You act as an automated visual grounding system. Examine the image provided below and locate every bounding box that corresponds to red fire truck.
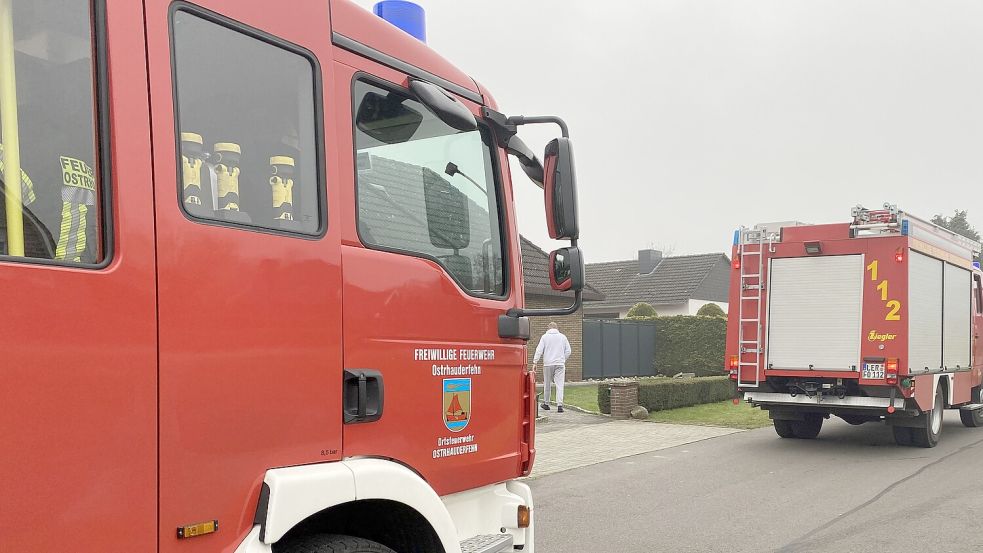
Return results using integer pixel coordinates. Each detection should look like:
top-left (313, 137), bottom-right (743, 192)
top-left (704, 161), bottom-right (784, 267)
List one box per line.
top-left (0, 1), bottom-right (585, 552)
top-left (727, 204), bottom-right (983, 448)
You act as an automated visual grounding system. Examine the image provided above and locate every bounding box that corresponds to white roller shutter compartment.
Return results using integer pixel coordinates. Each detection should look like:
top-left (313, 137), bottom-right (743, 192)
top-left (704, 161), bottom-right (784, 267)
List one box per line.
top-left (767, 255), bottom-right (863, 371)
top-left (943, 263), bottom-right (971, 369)
top-left (908, 251), bottom-right (943, 372)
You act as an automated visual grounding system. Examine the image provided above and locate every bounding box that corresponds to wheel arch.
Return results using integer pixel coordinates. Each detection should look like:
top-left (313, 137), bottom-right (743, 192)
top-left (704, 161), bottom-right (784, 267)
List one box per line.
top-left (241, 458), bottom-right (460, 553)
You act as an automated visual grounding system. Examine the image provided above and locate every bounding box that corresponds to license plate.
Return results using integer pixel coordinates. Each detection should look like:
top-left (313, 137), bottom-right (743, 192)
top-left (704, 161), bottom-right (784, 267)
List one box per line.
top-left (863, 363), bottom-right (885, 380)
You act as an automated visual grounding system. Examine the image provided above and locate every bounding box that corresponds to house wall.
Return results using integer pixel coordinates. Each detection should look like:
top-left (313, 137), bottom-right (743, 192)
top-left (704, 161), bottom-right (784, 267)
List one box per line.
top-left (652, 303), bottom-right (690, 317)
top-left (525, 294), bottom-right (584, 382)
top-left (689, 299), bottom-right (729, 315)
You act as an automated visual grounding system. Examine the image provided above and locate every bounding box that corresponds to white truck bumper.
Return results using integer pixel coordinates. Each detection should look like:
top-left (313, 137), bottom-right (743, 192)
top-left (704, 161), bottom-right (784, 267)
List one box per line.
top-left (746, 391), bottom-right (906, 410)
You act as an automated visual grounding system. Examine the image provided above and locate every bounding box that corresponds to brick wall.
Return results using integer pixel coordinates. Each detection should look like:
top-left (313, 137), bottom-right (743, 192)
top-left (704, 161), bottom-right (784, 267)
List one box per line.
top-left (525, 294), bottom-right (584, 382)
top-left (609, 381), bottom-right (640, 419)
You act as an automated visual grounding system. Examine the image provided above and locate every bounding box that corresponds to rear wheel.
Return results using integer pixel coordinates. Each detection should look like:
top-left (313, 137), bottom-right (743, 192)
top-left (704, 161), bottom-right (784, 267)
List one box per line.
top-left (790, 414), bottom-right (823, 439)
top-left (773, 419), bottom-right (796, 438)
top-left (960, 407), bottom-right (983, 427)
top-left (892, 425), bottom-right (913, 446)
top-left (276, 534), bottom-right (396, 553)
top-left (910, 386), bottom-right (943, 448)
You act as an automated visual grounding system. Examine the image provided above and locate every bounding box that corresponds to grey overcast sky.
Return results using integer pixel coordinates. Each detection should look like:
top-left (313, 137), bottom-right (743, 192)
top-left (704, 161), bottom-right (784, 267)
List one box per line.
top-left (353, 0), bottom-right (983, 262)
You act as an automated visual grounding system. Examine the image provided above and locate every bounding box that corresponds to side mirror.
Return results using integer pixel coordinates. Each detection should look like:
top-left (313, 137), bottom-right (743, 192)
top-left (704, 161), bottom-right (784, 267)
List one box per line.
top-left (544, 137), bottom-right (579, 240)
top-left (409, 79), bottom-right (477, 132)
top-left (549, 246), bottom-right (584, 292)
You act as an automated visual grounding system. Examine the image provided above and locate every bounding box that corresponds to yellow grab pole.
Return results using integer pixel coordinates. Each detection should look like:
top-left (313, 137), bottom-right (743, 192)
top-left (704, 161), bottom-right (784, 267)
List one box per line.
top-left (0, 0), bottom-right (23, 256)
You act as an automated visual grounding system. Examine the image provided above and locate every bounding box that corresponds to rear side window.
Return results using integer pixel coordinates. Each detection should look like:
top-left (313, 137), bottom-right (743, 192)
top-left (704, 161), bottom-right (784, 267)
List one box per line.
top-left (0, 0), bottom-right (106, 264)
top-left (171, 9), bottom-right (323, 235)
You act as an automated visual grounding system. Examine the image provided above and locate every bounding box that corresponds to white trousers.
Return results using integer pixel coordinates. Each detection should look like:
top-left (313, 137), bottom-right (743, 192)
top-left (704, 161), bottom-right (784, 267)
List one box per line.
top-left (543, 364), bottom-right (565, 406)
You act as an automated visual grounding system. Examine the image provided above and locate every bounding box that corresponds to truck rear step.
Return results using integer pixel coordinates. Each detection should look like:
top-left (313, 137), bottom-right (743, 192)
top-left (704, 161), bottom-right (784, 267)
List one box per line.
top-left (460, 534), bottom-right (513, 553)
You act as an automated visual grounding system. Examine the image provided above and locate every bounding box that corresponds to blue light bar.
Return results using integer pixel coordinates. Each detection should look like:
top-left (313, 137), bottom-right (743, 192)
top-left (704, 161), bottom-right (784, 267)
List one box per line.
top-left (373, 1), bottom-right (426, 43)
top-left (901, 219), bottom-right (909, 236)
top-left (733, 230), bottom-right (740, 245)
top-left (974, 261), bottom-right (981, 270)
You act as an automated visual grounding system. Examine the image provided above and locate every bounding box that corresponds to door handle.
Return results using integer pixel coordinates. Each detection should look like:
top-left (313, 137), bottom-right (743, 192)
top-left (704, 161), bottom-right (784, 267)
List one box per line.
top-left (344, 369), bottom-right (384, 424)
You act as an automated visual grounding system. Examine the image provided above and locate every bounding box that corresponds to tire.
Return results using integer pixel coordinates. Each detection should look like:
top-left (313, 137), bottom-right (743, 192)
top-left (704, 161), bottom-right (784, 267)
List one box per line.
top-left (911, 386), bottom-right (943, 448)
top-left (790, 414), bottom-right (823, 439)
top-left (276, 534), bottom-right (397, 553)
top-left (839, 415), bottom-right (874, 426)
top-left (892, 425), bottom-right (913, 446)
top-left (960, 407), bottom-right (983, 428)
top-left (774, 419), bottom-right (796, 438)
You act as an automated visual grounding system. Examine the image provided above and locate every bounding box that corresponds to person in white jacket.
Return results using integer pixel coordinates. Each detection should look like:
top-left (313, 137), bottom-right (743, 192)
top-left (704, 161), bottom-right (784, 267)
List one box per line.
top-left (532, 322), bottom-right (572, 413)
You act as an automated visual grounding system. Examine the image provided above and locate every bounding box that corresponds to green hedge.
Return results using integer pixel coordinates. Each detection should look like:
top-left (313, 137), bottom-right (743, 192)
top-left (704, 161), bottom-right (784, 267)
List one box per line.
top-left (654, 315), bottom-right (727, 377)
top-left (598, 376), bottom-right (735, 414)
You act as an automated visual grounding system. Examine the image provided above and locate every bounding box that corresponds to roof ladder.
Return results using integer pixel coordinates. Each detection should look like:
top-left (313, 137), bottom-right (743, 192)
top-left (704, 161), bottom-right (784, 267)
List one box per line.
top-left (735, 227), bottom-right (772, 389)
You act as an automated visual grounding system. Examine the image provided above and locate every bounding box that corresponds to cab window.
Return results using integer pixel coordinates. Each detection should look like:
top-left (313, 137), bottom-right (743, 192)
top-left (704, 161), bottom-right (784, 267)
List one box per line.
top-left (170, 9), bottom-right (323, 235)
top-left (0, 0), bottom-right (106, 264)
top-left (353, 78), bottom-right (506, 297)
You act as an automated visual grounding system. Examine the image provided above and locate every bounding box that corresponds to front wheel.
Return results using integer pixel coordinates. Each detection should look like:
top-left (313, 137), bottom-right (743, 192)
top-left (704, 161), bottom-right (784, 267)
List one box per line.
top-left (276, 534), bottom-right (397, 553)
top-left (960, 407), bottom-right (983, 427)
top-left (910, 386), bottom-right (943, 448)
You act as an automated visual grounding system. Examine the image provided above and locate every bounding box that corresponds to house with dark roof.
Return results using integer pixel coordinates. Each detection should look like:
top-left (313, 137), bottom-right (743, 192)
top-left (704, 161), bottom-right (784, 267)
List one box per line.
top-left (585, 248), bottom-right (730, 318)
top-left (520, 236), bottom-right (604, 382)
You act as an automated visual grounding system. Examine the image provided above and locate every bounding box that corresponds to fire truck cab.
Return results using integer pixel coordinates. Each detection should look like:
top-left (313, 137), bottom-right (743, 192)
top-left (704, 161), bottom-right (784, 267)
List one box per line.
top-left (727, 204), bottom-right (983, 448)
top-left (0, 1), bottom-right (584, 552)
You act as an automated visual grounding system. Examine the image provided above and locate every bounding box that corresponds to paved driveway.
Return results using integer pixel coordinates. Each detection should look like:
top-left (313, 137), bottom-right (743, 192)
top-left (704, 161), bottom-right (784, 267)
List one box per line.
top-left (529, 416), bottom-right (983, 552)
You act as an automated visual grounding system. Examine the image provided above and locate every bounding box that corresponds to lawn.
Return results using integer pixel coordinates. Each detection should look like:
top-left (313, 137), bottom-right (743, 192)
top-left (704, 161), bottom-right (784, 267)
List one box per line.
top-left (540, 383), bottom-right (773, 430)
top-left (554, 384), bottom-right (602, 413)
top-left (648, 400), bottom-right (772, 429)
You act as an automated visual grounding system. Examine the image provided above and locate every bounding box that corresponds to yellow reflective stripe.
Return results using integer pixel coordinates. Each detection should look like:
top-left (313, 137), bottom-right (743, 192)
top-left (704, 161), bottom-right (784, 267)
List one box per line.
top-left (76, 204), bottom-right (88, 260)
top-left (0, 146), bottom-right (35, 204)
top-left (55, 201), bottom-right (71, 259)
top-left (55, 202), bottom-right (87, 262)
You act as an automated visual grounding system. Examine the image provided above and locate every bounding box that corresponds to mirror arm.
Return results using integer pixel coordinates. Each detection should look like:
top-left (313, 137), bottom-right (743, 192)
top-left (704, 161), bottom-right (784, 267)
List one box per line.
top-left (506, 115), bottom-right (569, 138)
top-left (507, 289), bottom-right (582, 319)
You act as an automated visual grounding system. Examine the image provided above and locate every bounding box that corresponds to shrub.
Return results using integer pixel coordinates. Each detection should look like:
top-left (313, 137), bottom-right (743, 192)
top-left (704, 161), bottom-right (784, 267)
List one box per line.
top-left (696, 303), bottom-right (725, 317)
top-left (625, 302), bottom-right (658, 320)
top-left (654, 315), bottom-right (727, 377)
top-left (598, 376), bottom-right (735, 414)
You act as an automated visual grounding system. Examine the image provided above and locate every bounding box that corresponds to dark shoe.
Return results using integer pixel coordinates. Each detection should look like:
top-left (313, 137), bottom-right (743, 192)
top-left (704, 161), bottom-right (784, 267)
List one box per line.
top-left (541, 403), bottom-right (550, 411)
top-left (557, 405), bottom-right (564, 413)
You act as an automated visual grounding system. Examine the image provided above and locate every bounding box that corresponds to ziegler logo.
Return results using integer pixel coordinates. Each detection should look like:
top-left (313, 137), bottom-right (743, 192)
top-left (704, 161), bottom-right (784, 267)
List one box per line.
top-left (868, 330), bottom-right (897, 342)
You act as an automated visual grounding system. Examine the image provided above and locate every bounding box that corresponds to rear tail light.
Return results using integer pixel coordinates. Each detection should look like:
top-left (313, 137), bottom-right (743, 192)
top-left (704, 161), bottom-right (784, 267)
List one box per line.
top-left (728, 355), bottom-right (739, 380)
top-left (885, 358), bottom-right (899, 385)
top-left (732, 257), bottom-right (741, 270)
top-left (895, 248), bottom-right (904, 263)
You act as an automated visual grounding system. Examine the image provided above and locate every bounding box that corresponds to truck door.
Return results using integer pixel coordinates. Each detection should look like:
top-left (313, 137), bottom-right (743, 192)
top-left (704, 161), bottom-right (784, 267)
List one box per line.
top-left (145, 1), bottom-right (342, 551)
top-left (333, 51), bottom-right (528, 496)
top-left (0, 1), bottom-right (157, 550)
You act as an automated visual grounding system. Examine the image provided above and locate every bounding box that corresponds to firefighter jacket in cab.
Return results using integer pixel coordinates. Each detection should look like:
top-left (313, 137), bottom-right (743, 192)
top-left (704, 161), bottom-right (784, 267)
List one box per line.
top-left (56, 154), bottom-right (96, 263)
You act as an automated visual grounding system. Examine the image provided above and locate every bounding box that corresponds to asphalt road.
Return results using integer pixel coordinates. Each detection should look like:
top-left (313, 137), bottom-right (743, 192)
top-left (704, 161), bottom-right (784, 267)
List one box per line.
top-left (529, 415), bottom-right (983, 553)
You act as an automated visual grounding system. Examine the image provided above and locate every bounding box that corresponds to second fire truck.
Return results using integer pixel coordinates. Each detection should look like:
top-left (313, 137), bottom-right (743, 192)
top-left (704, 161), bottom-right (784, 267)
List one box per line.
top-left (727, 204), bottom-right (983, 447)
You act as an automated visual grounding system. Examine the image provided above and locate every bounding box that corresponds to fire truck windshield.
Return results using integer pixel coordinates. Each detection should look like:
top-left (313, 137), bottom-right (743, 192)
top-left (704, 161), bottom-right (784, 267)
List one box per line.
top-left (353, 78), bottom-right (506, 297)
